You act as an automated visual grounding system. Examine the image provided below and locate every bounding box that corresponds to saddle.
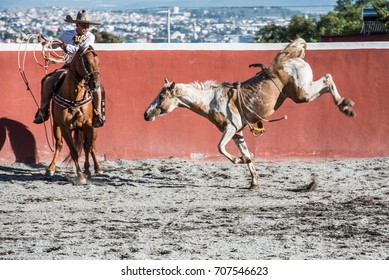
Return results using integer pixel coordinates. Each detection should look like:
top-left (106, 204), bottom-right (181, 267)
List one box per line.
top-left (225, 80), bottom-right (265, 137)
top-left (52, 73), bottom-right (106, 128)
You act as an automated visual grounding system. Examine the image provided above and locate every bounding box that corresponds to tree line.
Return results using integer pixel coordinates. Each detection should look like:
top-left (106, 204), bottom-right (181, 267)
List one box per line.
top-left (254, 0), bottom-right (389, 43)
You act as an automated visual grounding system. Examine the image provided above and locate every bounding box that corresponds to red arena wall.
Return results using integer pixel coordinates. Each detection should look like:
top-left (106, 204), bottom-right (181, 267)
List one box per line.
top-left (0, 43), bottom-right (388, 164)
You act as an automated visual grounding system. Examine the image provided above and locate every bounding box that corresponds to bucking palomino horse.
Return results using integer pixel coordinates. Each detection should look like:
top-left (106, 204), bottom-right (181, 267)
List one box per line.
top-left (144, 38), bottom-right (356, 189)
top-left (47, 45), bottom-right (102, 183)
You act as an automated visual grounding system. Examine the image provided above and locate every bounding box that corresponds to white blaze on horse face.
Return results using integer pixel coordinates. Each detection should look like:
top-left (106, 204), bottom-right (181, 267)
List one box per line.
top-left (283, 58), bottom-right (313, 89)
top-left (144, 85), bottom-right (179, 121)
top-left (144, 96), bottom-right (159, 121)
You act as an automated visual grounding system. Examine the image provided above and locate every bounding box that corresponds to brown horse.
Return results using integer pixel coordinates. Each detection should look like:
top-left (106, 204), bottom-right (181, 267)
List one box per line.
top-left (47, 45), bottom-right (102, 183)
top-left (144, 38), bottom-right (356, 189)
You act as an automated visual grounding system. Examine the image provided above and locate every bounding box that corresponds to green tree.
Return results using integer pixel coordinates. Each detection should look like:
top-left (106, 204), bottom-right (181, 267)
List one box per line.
top-left (318, 0), bottom-right (367, 36)
top-left (254, 23), bottom-right (287, 43)
top-left (255, 15), bottom-right (317, 42)
top-left (91, 29), bottom-right (123, 43)
top-left (254, 0), bottom-right (388, 42)
top-left (373, 0), bottom-right (389, 31)
top-left (288, 16), bottom-right (318, 42)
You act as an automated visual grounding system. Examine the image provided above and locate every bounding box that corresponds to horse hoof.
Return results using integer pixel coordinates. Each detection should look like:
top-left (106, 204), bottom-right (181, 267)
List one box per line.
top-left (84, 171), bottom-right (92, 179)
top-left (77, 172), bottom-right (87, 185)
top-left (338, 98), bottom-right (356, 117)
top-left (249, 183), bottom-right (259, 190)
top-left (241, 156), bottom-right (252, 164)
top-left (95, 169), bottom-right (103, 174)
top-left (79, 178), bottom-right (87, 185)
top-left (343, 98), bottom-right (355, 107)
top-left (342, 106), bottom-right (356, 117)
top-left (45, 169), bottom-right (55, 176)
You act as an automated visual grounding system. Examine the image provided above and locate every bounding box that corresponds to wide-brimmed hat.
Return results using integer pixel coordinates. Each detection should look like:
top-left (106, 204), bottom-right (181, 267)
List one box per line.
top-left (64, 9), bottom-right (101, 25)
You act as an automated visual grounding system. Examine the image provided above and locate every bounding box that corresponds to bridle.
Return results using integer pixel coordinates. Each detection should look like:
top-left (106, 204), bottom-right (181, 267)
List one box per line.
top-left (53, 47), bottom-right (100, 110)
top-left (78, 48), bottom-right (100, 90)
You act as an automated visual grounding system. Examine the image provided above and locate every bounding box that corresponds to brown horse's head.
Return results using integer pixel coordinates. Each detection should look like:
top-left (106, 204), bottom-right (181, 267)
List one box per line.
top-left (144, 78), bottom-right (179, 121)
top-left (72, 45), bottom-right (101, 92)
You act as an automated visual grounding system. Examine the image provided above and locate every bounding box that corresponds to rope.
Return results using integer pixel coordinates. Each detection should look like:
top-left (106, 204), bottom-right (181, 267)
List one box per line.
top-left (41, 38), bottom-right (68, 65)
top-left (17, 34), bottom-right (67, 152)
top-left (234, 81), bottom-right (287, 137)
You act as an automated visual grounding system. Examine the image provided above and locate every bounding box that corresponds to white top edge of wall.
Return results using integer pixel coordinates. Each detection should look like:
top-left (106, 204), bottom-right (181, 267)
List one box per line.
top-left (2, 42), bottom-right (389, 51)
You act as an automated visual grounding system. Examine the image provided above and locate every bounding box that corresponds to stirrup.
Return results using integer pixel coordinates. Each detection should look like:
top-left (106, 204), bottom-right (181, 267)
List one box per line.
top-left (250, 121), bottom-right (265, 137)
top-left (92, 112), bottom-right (105, 128)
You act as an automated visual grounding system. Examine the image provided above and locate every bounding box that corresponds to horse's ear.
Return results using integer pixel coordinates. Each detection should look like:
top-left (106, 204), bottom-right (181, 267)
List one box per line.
top-left (169, 82), bottom-right (175, 90)
top-left (164, 78), bottom-right (169, 84)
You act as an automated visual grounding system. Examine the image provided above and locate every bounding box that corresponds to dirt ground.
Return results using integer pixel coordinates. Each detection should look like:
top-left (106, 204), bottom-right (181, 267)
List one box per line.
top-left (0, 157), bottom-right (388, 260)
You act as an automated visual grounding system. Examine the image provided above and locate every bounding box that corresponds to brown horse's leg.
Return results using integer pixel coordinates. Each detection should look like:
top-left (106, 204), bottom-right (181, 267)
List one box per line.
top-left (47, 124), bottom-right (62, 176)
top-left (62, 129), bottom-right (87, 184)
top-left (233, 132), bottom-right (259, 189)
top-left (91, 127), bottom-right (103, 174)
top-left (83, 126), bottom-right (92, 178)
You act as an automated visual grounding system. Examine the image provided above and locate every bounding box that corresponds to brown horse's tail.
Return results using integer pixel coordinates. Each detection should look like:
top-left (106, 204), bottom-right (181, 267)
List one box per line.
top-left (63, 129), bottom-right (83, 165)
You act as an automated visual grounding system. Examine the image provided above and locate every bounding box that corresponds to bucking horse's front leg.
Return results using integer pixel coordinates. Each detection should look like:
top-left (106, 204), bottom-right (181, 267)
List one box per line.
top-left (218, 124), bottom-right (248, 164)
top-left (233, 132), bottom-right (259, 189)
top-left (302, 74), bottom-right (356, 117)
top-left (218, 125), bottom-right (259, 189)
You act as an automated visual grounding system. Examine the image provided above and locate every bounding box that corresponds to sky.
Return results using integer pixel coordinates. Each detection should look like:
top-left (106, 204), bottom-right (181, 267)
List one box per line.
top-left (0, 0), bottom-right (339, 10)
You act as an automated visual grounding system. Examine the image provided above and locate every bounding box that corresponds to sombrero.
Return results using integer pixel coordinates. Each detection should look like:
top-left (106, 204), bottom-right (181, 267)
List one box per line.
top-left (64, 9), bottom-right (101, 25)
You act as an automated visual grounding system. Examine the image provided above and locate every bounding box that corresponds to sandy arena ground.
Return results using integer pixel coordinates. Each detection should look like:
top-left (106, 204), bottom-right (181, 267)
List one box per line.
top-left (0, 157), bottom-right (388, 260)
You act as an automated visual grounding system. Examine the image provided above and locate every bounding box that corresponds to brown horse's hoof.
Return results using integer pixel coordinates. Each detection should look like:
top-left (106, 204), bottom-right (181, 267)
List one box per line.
top-left (79, 178), bottom-right (87, 185)
top-left (249, 183), bottom-right (259, 190)
top-left (45, 169), bottom-right (55, 176)
top-left (84, 170), bottom-right (92, 179)
top-left (77, 171), bottom-right (87, 185)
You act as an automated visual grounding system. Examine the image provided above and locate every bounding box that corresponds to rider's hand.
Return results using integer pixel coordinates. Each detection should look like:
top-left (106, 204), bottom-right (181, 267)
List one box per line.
top-left (38, 35), bottom-right (46, 45)
top-left (60, 41), bottom-right (68, 52)
top-left (73, 35), bottom-right (84, 45)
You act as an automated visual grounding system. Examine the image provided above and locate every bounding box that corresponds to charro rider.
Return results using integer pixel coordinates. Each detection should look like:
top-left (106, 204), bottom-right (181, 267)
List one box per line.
top-left (33, 9), bottom-right (105, 127)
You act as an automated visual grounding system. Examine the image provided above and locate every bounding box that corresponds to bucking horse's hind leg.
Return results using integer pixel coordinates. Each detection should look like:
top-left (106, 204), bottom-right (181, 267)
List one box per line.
top-left (233, 132), bottom-right (259, 189)
top-left (47, 124), bottom-right (63, 176)
top-left (300, 74), bottom-right (356, 117)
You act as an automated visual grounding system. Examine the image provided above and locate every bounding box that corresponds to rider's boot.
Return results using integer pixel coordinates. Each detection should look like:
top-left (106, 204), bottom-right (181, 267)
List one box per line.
top-left (33, 102), bottom-right (50, 124)
top-left (92, 88), bottom-right (105, 128)
top-left (33, 76), bottom-right (54, 124)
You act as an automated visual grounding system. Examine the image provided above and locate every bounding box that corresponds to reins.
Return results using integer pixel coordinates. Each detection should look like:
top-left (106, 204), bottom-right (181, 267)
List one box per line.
top-left (234, 66), bottom-right (287, 137)
top-left (53, 47), bottom-right (98, 111)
